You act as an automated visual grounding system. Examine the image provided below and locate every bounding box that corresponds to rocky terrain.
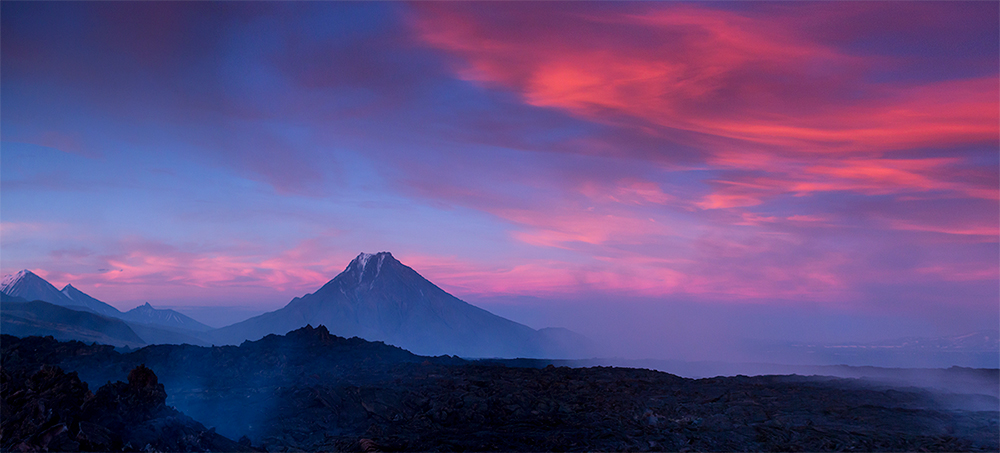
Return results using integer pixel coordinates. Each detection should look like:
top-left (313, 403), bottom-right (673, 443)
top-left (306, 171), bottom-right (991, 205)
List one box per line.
top-left (2, 327), bottom-right (997, 451)
top-left (0, 363), bottom-right (246, 451)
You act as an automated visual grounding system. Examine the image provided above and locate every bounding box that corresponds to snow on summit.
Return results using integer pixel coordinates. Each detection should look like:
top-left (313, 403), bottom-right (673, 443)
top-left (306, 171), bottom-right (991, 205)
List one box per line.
top-left (351, 252), bottom-right (392, 283)
top-left (356, 253), bottom-right (375, 270)
top-left (0, 269), bottom-right (33, 289)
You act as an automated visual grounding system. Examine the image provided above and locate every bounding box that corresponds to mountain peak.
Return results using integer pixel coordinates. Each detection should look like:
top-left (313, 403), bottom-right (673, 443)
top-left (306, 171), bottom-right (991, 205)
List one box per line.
top-left (122, 302), bottom-right (212, 332)
top-left (0, 269), bottom-right (95, 310)
top-left (355, 253), bottom-right (375, 269)
top-left (129, 302), bottom-right (155, 312)
top-left (351, 251), bottom-right (393, 269)
top-left (0, 269), bottom-right (58, 294)
top-left (348, 252), bottom-right (395, 284)
top-left (1, 269), bottom-right (40, 288)
top-left (61, 284), bottom-right (79, 301)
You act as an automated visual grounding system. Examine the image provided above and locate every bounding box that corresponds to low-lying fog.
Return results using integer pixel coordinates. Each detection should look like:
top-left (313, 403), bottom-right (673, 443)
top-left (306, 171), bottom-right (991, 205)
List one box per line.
top-left (168, 293), bottom-right (998, 373)
top-left (470, 294), bottom-right (999, 369)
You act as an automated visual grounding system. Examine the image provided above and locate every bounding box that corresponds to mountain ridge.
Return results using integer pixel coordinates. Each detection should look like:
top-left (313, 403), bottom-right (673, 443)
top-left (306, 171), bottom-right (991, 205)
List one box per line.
top-left (0, 269), bottom-right (211, 332)
top-left (121, 302), bottom-right (212, 332)
top-left (60, 283), bottom-right (122, 317)
top-left (0, 271), bottom-right (211, 345)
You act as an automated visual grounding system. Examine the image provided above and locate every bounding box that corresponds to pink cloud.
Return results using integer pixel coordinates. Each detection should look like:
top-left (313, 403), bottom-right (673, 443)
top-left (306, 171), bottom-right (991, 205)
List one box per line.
top-left (734, 213), bottom-right (779, 226)
top-left (413, 3), bottom-right (997, 157)
top-left (915, 265), bottom-right (999, 283)
top-left (696, 192), bottom-right (765, 210)
top-left (412, 2), bottom-right (999, 238)
top-left (498, 207), bottom-right (672, 248)
top-left (405, 255), bottom-right (683, 297)
top-left (29, 238), bottom-right (363, 306)
top-left (887, 220), bottom-right (999, 239)
top-left (0, 221), bottom-right (59, 237)
top-left (786, 215), bottom-right (831, 223)
top-left (579, 179), bottom-right (675, 206)
top-left (695, 155), bottom-right (997, 213)
top-left (478, 248), bottom-right (845, 302)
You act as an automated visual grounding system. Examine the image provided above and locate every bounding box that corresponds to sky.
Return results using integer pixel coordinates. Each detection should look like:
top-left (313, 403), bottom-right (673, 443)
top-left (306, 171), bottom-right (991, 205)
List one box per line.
top-left (1, 2), bottom-right (997, 355)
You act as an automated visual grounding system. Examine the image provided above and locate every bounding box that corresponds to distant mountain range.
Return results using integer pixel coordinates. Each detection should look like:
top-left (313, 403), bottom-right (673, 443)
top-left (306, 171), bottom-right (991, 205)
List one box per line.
top-left (1, 255), bottom-right (593, 358)
top-left (7, 255), bottom-right (992, 365)
top-left (1, 269), bottom-right (211, 346)
top-left (122, 302), bottom-right (213, 332)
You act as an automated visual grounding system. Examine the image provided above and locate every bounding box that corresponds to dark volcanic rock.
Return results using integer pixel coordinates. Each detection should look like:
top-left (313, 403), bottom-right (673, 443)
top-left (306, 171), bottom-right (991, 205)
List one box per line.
top-left (268, 365), bottom-right (996, 452)
top-left (2, 329), bottom-right (997, 452)
top-left (0, 362), bottom-right (247, 452)
top-left (0, 365), bottom-right (90, 451)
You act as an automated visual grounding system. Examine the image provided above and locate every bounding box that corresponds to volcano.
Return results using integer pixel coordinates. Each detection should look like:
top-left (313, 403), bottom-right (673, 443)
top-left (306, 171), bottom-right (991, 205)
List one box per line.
top-left (210, 252), bottom-right (588, 358)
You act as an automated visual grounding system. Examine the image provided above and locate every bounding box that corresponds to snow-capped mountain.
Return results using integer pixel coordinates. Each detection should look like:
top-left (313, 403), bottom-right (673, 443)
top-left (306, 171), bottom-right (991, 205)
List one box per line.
top-left (1, 270), bottom-right (80, 308)
top-left (0, 270), bottom-right (123, 317)
top-left (211, 252), bottom-right (590, 358)
top-left (1, 270), bottom-right (210, 336)
top-left (121, 302), bottom-right (212, 332)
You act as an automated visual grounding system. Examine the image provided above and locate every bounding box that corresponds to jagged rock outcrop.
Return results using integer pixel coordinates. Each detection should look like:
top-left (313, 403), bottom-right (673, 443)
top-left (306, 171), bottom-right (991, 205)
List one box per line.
top-left (0, 363), bottom-right (248, 452)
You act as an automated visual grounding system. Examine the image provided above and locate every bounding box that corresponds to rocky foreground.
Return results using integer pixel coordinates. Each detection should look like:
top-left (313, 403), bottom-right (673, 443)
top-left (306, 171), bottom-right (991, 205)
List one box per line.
top-left (0, 364), bottom-right (246, 452)
top-left (2, 327), bottom-right (998, 451)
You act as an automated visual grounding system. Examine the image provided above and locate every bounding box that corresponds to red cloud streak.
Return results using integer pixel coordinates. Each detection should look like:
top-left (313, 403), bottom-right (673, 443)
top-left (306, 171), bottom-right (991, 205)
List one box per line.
top-left (413, 3), bottom-right (996, 153)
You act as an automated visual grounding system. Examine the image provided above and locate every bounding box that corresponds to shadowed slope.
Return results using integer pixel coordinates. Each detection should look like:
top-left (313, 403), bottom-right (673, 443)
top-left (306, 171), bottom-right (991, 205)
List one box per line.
top-left (1, 300), bottom-right (145, 348)
top-left (60, 284), bottom-right (122, 318)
